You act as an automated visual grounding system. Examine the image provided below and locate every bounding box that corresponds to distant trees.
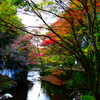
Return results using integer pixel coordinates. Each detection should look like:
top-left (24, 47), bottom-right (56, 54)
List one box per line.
top-left (11, 34), bottom-right (35, 65)
top-left (0, 0), bottom-right (26, 71)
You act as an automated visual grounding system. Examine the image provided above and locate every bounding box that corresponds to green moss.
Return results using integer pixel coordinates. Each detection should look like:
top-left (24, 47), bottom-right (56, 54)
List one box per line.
top-left (0, 74), bottom-right (16, 90)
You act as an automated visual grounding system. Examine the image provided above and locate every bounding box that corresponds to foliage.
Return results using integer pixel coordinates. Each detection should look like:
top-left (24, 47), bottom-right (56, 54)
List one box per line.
top-left (41, 80), bottom-right (66, 95)
top-left (0, 0), bottom-right (29, 70)
top-left (11, 34), bottom-right (34, 65)
top-left (65, 71), bottom-right (87, 88)
top-left (0, 0), bottom-right (99, 99)
top-left (0, 0), bottom-right (24, 47)
top-left (12, 0), bottom-right (26, 6)
top-left (41, 37), bottom-right (58, 46)
top-left (45, 67), bottom-right (66, 76)
top-left (25, 1), bottom-right (100, 97)
top-left (0, 74), bottom-right (16, 90)
top-left (80, 92), bottom-right (95, 100)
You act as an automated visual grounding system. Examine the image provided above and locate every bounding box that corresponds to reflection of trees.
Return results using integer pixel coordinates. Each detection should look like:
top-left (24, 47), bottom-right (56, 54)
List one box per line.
top-left (41, 80), bottom-right (66, 95)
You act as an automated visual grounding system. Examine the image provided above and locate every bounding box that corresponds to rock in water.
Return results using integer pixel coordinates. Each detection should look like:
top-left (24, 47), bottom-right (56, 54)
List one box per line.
top-left (41, 75), bottom-right (66, 85)
top-left (0, 93), bottom-right (13, 99)
top-left (3, 93), bottom-right (13, 98)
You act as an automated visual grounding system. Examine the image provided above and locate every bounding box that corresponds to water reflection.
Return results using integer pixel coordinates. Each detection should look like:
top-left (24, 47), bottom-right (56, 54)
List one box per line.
top-left (0, 69), bottom-right (20, 79)
top-left (27, 71), bottom-right (50, 100)
top-left (8, 68), bottom-right (68, 100)
top-left (26, 70), bottom-right (67, 100)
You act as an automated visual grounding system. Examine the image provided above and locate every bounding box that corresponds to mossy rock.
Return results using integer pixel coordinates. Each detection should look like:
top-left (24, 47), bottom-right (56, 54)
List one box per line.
top-left (0, 74), bottom-right (16, 91)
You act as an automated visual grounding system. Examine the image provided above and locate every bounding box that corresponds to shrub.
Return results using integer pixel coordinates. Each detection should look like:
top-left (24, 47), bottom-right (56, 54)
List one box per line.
top-left (80, 93), bottom-right (95, 100)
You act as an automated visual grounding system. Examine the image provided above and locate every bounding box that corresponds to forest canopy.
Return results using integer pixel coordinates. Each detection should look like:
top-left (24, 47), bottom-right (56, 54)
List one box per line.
top-left (0, 0), bottom-right (100, 99)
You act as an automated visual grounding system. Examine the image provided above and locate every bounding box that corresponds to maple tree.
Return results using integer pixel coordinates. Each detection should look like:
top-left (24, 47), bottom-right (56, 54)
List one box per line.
top-left (0, 0), bottom-right (99, 99)
top-left (11, 35), bottom-right (45, 68)
top-left (11, 34), bottom-right (34, 64)
top-left (22, 0), bottom-right (100, 99)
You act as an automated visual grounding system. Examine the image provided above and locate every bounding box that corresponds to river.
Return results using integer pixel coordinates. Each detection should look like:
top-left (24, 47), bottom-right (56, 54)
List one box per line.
top-left (9, 68), bottom-right (70, 100)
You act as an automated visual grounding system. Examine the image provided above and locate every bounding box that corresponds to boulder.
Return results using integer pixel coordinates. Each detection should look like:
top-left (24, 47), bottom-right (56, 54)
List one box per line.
top-left (41, 75), bottom-right (66, 85)
top-left (0, 93), bottom-right (13, 99)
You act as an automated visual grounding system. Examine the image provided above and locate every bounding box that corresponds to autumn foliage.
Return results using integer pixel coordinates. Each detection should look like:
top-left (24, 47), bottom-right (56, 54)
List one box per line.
top-left (41, 37), bottom-right (58, 46)
top-left (12, 34), bottom-right (33, 49)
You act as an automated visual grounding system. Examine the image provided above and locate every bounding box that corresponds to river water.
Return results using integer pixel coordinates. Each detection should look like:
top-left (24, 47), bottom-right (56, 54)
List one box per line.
top-left (9, 68), bottom-right (70, 100)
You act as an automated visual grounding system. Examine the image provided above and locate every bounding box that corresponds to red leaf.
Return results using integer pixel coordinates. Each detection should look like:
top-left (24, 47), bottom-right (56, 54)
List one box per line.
top-left (41, 37), bottom-right (58, 46)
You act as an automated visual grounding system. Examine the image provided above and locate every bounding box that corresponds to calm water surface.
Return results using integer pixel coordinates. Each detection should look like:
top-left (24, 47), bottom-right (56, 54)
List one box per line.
top-left (5, 68), bottom-right (69, 100)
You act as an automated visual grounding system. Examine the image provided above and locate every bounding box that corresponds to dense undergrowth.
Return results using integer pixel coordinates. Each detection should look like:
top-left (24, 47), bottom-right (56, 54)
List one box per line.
top-left (43, 67), bottom-right (97, 100)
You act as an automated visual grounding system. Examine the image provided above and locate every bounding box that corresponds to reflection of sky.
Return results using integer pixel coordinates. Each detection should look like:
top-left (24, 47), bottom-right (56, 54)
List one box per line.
top-left (27, 71), bottom-right (50, 100)
top-left (27, 81), bottom-right (50, 100)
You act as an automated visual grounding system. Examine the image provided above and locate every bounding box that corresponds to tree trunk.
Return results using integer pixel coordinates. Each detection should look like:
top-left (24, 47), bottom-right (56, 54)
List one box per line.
top-left (94, 91), bottom-right (100, 100)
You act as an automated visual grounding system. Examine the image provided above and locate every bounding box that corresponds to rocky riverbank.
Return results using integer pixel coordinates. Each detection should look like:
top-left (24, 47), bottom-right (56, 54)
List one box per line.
top-left (0, 74), bottom-right (17, 93)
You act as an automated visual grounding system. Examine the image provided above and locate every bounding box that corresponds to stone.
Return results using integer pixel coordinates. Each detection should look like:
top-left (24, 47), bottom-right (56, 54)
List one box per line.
top-left (0, 93), bottom-right (13, 99)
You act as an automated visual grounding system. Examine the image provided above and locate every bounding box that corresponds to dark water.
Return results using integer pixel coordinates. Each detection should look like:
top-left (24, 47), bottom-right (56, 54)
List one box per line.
top-left (2, 68), bottom-right (70, 100)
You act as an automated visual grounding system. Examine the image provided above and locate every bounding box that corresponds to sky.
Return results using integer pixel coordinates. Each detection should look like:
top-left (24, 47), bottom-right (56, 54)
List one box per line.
top-left (17, 12), bottom-right (57, 26)
top-left (17, 9), bottom-right (57, 34)
top-left (17, 0), bottom-right (69, 34)
top-left (17, 4), bottom-right (57, 45)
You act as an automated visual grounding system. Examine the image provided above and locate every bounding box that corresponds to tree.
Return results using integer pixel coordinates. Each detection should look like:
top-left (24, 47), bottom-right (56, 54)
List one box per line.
top-left (0, 0), bottom-right (29, 78)
top-left (22, 0), bottom-right (100, 99)
top-left (11, 34), bottom-right (34, 64)
top-left (0, 0), bottom-right (99, 99)
top-left (0, 0), bottom-right (25, 47)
